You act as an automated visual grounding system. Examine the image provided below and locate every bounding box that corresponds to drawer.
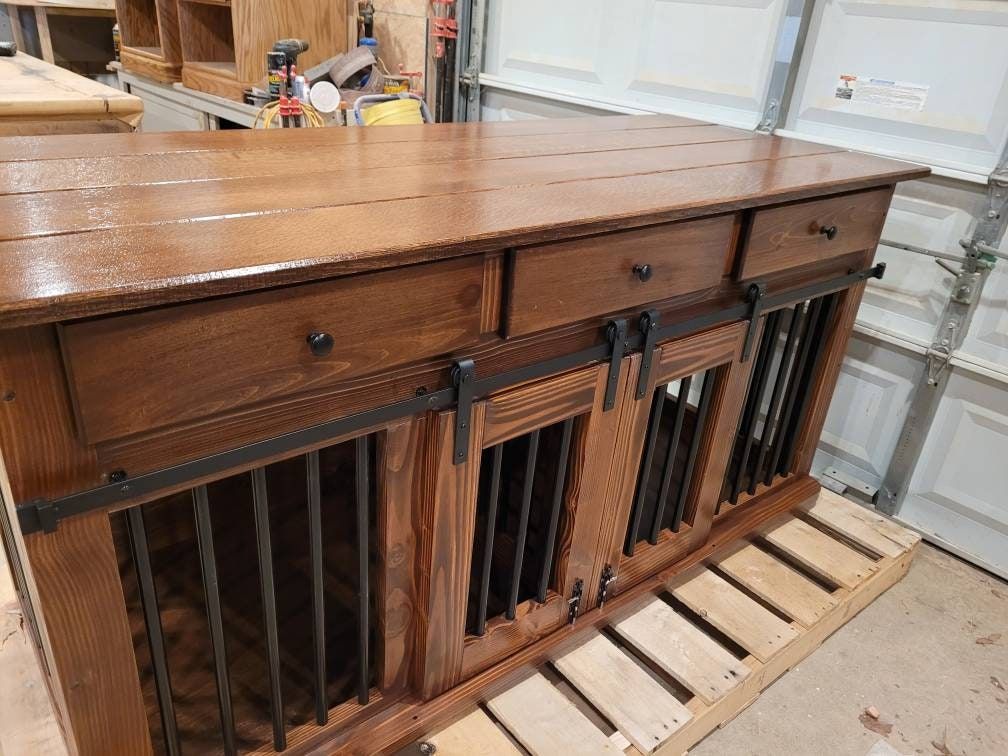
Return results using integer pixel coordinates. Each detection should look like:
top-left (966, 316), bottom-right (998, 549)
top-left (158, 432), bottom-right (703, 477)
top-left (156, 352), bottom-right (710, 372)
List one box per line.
top-left (505, 216), bottom-right (735, 337)
top-left (61, 256), bottom-right (486, 443)
top-left (738, 187), bottom-right (892, 280)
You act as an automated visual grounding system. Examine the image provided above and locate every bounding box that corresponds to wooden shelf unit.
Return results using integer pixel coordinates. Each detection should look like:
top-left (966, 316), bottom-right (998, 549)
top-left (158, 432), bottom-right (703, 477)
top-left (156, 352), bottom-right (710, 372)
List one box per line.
top-left (177, 0), bottom-right (348, 101)
top-left (115, 0), bottom-right (184, 83)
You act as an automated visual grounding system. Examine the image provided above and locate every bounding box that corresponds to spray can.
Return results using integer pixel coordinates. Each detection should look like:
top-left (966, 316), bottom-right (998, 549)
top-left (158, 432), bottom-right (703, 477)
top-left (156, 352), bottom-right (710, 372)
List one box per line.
top-left (267, 51), bottom-right (286, 101)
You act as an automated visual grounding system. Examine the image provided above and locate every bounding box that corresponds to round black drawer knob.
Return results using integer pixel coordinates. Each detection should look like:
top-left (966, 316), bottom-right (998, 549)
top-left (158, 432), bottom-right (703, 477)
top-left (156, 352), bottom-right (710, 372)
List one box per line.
top-left (819, 224), bottom-right (838, 241)
top-left (307, 331), bottom-right (334, 357)
top-left (632, 263), bottom-right (653, 282)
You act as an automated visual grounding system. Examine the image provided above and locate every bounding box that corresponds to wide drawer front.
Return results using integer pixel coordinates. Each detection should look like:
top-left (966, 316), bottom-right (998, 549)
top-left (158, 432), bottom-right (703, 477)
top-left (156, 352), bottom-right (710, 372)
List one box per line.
top-left (61, 256), bottom-right (486, 443)
top-left (738, 187), bottom-right (891, 280)
top-left (505, 216), bottom-right (734, 337)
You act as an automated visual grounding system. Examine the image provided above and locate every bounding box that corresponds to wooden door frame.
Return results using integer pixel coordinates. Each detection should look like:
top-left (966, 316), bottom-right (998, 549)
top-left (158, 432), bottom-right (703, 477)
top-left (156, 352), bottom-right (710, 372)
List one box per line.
top-left (598, 321), bottom-right (756, 593)
top-left (413, 360), bottom-right (632, 696)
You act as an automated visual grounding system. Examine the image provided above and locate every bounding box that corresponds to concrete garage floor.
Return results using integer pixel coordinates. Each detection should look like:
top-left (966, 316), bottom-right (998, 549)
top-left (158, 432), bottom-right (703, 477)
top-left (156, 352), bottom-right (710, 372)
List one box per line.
top-left (690, 543), bottom-right (1008, 756)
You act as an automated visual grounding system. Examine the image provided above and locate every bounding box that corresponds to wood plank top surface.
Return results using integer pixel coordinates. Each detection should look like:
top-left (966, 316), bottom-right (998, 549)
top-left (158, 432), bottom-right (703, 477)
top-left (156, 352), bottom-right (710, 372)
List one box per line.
top-left (0, 115), bottom-right (928, 328)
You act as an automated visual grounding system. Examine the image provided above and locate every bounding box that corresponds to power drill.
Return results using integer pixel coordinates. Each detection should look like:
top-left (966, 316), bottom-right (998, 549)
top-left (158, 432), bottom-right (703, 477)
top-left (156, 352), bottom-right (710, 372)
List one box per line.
top-left (267, 38), bottom-right (310, 100)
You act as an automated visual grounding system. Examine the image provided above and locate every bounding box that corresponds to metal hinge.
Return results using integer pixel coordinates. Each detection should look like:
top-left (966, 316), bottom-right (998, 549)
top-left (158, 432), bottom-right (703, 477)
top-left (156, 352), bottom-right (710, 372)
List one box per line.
top-left (567, 578), bottom-right (584, 624)
top-left (452, 358), bottom-right (475, 464)
top-left (597, 564), bottom-right (616, 608)
top-left (636, 310), bottom-right (660, 400)
top-left (741, 282), bottom-right (767, 361)
top-left (603, 319), bottom-right (628, 411)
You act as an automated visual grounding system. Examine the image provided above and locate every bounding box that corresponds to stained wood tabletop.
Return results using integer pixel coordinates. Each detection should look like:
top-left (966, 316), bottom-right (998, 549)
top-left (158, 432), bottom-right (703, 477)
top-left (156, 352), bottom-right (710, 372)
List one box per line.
top-left (0, 114), bottom-right (928, 327)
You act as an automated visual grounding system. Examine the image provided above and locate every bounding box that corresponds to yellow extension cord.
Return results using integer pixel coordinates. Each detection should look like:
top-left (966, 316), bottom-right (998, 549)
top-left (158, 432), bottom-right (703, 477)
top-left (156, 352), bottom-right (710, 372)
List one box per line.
top-left (253, 100), bottom-right (326, 129)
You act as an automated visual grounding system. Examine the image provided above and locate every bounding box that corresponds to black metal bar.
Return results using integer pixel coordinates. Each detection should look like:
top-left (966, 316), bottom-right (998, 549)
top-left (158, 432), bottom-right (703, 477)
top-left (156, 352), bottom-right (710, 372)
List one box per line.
top-left (781, 293), bottom-right (839, 473)
top-left (636, 309), bottom-right (660, 399)
top-left (452, 358), bottom-right (476, 464)
top-left (506, 429), bottom-right (539, 620)
top-left (18, 264), bottom-right (888, 536)
top-left (649, 377), bottom-right (691, 544)
top-left (537, 418), bottom-right (574, 602)
top-left (306, 451), bottom-right (327, 725)
top-left (251, 468), bottom-right (285, 752)
top-left (769, 297), bottom-right (824, 478)
top-left (475, 444), bottom-right (503, 636)
top-left (604, 319), bottom-right (628, 411)
top-left (670, 369), bottom-right (716, 532)
top-left (755, 303), bottom-right (804, 490)
top-left (355, 436), bottom-right (371, 705)
top-left (125, 506), bottom-right (180, 756)
top-left (624, 384), bottom-right (666, 556)
top-left (192, 486), bottom-right (237, 756)
top-left (729, 311), bottom-right (782, 503)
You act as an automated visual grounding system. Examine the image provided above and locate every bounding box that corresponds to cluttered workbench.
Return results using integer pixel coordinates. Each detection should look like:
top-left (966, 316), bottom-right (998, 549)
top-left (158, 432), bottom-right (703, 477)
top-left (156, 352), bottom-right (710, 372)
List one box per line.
top-left (0, 115), bottom-right (928, 755)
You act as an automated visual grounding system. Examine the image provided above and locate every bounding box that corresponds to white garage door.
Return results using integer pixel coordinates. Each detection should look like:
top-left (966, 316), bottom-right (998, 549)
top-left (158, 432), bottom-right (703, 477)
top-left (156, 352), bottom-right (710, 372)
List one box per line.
top-left (475, 0), bottom-right (1008, 577)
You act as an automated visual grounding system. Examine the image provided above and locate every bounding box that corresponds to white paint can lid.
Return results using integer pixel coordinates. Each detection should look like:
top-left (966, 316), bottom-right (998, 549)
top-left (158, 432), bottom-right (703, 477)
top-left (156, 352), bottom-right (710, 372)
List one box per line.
top-left (310, 81), bottom-right (341, 113)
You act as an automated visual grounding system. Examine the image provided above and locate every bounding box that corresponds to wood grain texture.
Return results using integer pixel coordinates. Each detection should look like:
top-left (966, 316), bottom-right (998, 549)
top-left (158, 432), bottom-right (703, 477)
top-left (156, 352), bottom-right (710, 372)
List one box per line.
top-left (0, 121), bottom-right (926, 326)
top-left (377, 417), bottom-right (423, 691)
top-left (23, 513), bottom-right (152, 756)
top-left (739, 187), bottom-right (892, 280)
top-left (669, 565), bottom-right (799, 662)
top-left (713, 542), bottom-right (837, 627)
top-left (486, 672), bottom-right (622, 754)
top-left (481, 365), bottom-right (597, 448)
top-left (480, 252), bottom-right (505, 335)
top-left (553, 629), bottom-right (693, 752)
top-left (60, 255), bottom-right (484, 442)
top-left (413, 405), bottom-right (485, 699)
top-left (425, 707), bottom-right (522, 756)
top-left (506, 215), bottom-right (734, 337)
top-left (0, 125), bottom-right (765, 196)
top-left (758, 517), bottom-right (877, 590)
top-left (612, 596), bottom-right (749, 705)
top-left (0, 114), bottom-right (704, 162)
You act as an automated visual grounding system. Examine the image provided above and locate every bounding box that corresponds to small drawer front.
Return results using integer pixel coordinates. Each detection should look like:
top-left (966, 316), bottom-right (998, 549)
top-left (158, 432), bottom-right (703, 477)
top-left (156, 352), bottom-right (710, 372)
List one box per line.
top-left (738, 187), bottom-right (891, 280)
top-left (61, 256), bottom-right (485, 443)
top-left (505, 216), bottom-right (734, 337)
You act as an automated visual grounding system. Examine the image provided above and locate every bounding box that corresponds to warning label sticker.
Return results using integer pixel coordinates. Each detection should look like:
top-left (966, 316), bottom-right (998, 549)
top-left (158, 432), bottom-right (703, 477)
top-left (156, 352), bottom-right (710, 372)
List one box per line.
top-left (835, 74), bottom-right (928, 111)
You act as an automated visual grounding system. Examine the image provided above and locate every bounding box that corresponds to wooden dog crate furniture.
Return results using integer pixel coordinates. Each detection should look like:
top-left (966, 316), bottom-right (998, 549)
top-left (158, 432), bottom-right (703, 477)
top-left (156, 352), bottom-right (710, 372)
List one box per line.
top-left (115, 0), bottom-right (184, 83)
top-left (177, 0), bottom-right (348, 101)
top-left (0, 114), bottom-right (928, 755)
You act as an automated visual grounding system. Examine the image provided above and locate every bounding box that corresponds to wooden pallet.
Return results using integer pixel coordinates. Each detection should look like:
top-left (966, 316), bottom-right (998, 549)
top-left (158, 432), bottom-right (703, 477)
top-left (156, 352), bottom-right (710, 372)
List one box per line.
top-left (421, 490), bottom-right (919, 755)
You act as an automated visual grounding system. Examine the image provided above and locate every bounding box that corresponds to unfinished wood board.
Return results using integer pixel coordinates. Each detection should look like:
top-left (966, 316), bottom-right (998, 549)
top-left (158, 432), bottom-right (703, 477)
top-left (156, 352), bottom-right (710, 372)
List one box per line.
top-left (713, 542), bottom-right (837, 627)
top-left (669, 566), bottom-right (799, 663)
top-left (759, 516), bottom-right (878, 589)
top-left (801, 490), bottom-right (913, 557)
top-left (553, 630), bottom-right (693, 753)
top-left (420, 492), bottom-right (920, 756)
top-left (485, 672), bottom-right (623, 755)
top-left (424, 708), bottom-right (522, 756)
top-left (611, 596), bottom-right (749, 705)
top-left (0, 52), bottom-right (142, 136)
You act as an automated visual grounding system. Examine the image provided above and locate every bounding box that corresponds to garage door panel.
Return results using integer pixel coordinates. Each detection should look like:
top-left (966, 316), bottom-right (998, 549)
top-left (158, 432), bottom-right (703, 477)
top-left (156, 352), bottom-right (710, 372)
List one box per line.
top-left (900, 368), bottom-right (1008, 578)
top-left (785, 0), bottom-right (1008, 175)
top-left (814, 334), bottom-right (924, 487)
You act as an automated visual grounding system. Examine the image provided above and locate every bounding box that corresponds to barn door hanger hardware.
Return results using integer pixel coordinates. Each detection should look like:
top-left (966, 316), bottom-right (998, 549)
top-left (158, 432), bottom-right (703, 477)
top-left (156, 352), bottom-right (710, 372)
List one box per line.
top-left (603, 319), bottom-right (629, 411)
top-left (452, 358), bottom-right (476, 464)
top-left (741, 282), bottom-right (768, 361)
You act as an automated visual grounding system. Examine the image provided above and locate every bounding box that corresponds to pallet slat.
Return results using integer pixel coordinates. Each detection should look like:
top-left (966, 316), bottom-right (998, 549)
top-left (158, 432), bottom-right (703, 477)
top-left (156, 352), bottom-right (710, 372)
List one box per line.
top-left (612, 596), bottom-right (749, 704)
top-left (759, 517), bottom-right (878, 589)
top-left (670, 567), bottom-right (799, 662)
top-left (713, 543), bottom-right (838, 627)
top-left (486, 672), bottom-right (622, 755)
top-left (553, 630), bottom-right (693, 753)
top-left (425, 708), bottom-right (522, 755)
top-left (809, 490), bottom-right (920, 552)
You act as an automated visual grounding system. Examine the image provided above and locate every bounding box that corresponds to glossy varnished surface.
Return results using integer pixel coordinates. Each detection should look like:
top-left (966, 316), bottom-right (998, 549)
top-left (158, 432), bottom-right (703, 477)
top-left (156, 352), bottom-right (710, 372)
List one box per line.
top-left (0, 115), bottom-right (927, 327)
